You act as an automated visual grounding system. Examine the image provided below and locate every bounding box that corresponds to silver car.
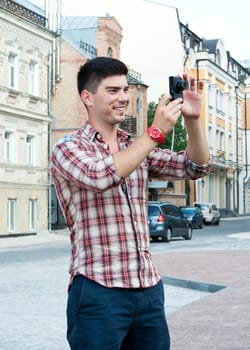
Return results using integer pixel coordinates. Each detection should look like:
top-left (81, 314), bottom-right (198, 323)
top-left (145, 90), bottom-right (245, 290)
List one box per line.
top-left (193, 202), bottom-right (220, 225)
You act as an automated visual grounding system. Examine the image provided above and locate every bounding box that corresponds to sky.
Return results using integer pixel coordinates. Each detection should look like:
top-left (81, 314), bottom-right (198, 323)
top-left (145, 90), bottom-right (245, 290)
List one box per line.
top-left (57, 0), bottom-right (250, 62)
top-left (29, 0), bottom-right (250, 100)
top-left (157, 0), bottom-right (250, 62)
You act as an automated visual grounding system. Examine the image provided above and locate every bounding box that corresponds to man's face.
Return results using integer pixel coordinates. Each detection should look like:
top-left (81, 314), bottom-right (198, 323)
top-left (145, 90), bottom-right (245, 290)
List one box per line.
top-left (86, 75), bottom-right (130, 125)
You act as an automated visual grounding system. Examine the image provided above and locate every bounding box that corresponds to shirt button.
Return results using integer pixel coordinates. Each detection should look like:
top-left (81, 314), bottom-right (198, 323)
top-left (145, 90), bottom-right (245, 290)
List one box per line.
top-left (103, 144), bottom-right (109, 150)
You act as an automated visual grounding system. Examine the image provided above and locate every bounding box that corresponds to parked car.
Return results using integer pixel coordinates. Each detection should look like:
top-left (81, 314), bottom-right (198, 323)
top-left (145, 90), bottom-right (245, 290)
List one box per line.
top-left (193, 202), bottom-right (220, 225)
top-left (180, 206), bottom-right (204, 229)
top-left (148, 201), bottom-right (193, 242)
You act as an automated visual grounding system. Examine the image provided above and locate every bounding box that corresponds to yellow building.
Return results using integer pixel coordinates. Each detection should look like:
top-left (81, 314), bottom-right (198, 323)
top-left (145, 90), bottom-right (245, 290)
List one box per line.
top-left (180, 23), bottom-right (250, 215)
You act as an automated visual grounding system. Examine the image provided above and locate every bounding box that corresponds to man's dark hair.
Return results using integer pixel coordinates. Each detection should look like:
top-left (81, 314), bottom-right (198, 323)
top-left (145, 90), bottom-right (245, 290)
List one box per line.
top-left (77, 56), bottom-right (128, 95)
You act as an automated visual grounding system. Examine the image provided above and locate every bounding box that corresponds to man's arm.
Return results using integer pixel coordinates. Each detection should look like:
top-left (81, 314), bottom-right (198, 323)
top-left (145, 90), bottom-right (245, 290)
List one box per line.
top-left (113, 94), bottom-right (182, 178)
top-left (113, 76), bottom-right (209, 178)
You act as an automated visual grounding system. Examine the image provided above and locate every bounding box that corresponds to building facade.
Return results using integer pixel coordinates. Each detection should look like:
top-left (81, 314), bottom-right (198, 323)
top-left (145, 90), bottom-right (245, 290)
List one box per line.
top-left (0, 0), bottom-right (56, 235)
top-left (180, 23), bottom-right (250, 215)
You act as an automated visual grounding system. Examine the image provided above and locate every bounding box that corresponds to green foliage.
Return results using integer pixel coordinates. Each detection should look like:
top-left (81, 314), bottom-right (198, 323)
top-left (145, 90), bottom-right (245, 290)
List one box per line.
top-left (147, 100), bottom-right (187, 151)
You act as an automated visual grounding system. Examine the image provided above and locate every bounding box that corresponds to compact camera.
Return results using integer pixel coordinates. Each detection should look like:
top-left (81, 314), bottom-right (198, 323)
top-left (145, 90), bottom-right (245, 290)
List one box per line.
top-left (169, 76), bottom-right (188, 100)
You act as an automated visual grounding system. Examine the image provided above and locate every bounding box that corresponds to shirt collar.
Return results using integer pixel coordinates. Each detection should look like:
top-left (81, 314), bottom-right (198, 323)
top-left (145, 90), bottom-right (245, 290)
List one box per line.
top-left (78, 120), bottom-right (131, 144)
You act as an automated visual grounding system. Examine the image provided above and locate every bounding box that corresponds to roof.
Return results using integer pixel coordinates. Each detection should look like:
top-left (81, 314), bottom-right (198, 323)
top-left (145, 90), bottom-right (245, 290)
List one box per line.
top-left (61, 16), bottom-right (98, 59)
top-left (127, 74), bottom-right (147, 87)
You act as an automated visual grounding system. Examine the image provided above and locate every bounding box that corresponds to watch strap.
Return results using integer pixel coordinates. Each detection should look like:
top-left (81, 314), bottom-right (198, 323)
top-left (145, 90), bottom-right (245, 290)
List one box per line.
top-left (147, 126), bottom-right (165, 144)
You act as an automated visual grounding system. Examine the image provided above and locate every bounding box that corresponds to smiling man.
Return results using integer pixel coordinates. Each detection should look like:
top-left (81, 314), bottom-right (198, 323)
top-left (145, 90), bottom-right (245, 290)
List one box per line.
top-left (51, 56), bottom-right (210, 350)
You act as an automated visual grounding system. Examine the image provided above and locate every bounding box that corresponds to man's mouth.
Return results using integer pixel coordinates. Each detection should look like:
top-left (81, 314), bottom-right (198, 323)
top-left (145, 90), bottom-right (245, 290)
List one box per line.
top-left (113, 104), bottom-right (127, 111)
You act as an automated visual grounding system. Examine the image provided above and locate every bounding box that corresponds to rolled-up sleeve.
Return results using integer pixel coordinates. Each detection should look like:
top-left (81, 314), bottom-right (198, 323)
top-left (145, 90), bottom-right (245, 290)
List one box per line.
top-left (51, 138), bottom-right (122, 192)
top-left (147, 148), bottom-right (211, 180)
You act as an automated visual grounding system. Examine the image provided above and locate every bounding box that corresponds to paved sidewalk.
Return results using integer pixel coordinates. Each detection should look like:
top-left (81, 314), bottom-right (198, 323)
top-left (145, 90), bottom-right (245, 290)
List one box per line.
top-left (0, 229), bottom-right (68, 250)
top-left (154, 250), bottom-right (250, 350)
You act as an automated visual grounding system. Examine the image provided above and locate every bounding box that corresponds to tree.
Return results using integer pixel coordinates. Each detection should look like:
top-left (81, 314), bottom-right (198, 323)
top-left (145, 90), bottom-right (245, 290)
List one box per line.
top-left (147, 100), bottom-right (187, 151)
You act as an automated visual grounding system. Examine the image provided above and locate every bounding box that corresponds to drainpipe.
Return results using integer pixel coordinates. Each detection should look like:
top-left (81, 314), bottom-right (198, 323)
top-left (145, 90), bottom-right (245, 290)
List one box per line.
top-left (47, 50), bottom-right (56, 232)
top-left (235, 86), bottom-right (239, 214)
top-left (243, 92), bottom-right (248, 214)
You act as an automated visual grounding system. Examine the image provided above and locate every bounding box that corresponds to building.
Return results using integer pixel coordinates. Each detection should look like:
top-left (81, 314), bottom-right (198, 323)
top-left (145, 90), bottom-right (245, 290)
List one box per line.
top-left (180, 23), bottom-right (250, 215)
top-left (50, 15), bottom-right (149, 227)
top-left (0, 0), bottom-right (57, 235)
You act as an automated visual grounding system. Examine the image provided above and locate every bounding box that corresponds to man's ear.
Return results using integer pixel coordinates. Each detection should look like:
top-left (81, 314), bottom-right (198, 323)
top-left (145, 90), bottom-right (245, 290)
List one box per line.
top-left (80, 89), bottom-right (93, 106)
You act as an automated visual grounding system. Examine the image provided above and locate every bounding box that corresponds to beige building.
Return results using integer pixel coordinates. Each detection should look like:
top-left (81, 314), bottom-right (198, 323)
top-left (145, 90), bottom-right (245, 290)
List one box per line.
top-left (50, 15), bottom-right (151, 227)
top-left (180, 23), bottom-right (250, 214)
top-left (0, 0), bottom-right (56, 235)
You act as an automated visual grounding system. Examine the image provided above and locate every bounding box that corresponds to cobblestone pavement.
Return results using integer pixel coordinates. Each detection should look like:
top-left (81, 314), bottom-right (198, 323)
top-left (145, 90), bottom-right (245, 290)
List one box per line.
top-left (0, 232), bottom-right (69, 350)
top-left (1, 224), bottom-right (250, 350)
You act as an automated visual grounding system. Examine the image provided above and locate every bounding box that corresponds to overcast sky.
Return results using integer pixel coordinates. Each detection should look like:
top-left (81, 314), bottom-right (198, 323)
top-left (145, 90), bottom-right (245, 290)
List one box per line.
top-left (29, 0), bottom-right (250, 100)
top-left (156, 0), bottom-right (250, 62)
top-left (30, 0), bottom-right (250, 61)
top-left (56, 0), bottom-right (250, 62)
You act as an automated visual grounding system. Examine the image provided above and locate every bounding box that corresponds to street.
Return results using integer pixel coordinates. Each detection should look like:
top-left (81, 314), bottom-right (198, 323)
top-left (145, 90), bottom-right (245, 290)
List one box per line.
top-left (150, 216), bottom-right (250, 253)
top-left (0, 217), bottom-right (250, 350)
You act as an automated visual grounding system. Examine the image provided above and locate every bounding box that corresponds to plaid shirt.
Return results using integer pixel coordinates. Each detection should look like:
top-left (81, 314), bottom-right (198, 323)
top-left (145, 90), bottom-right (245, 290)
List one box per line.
top-left (51, 120), bottom-right (209, 289)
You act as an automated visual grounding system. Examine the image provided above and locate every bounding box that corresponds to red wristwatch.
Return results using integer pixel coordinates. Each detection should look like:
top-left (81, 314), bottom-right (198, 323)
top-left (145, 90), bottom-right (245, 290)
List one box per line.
top-left (147, 126), bottom-right (165, 144)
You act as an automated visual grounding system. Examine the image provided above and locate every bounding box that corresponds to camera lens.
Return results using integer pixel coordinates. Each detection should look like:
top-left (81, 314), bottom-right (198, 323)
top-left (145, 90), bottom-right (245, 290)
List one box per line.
top-left (175, 79), bottom-right (187, 91)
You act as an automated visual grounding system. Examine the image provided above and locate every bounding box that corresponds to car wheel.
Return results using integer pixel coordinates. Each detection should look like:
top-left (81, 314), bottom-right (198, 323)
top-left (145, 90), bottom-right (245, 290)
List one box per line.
top-left (184, 225), bottom-right (193, 240)
top-left (162, 227), bottom-right (171, 242)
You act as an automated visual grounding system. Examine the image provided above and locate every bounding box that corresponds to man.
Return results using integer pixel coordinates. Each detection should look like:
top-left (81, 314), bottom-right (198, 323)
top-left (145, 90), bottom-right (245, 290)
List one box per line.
top-left (51, 56), bottom-right (210, 350)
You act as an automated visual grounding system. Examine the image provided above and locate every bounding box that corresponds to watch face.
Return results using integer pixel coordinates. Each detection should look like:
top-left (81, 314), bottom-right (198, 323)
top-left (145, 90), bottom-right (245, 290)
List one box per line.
top-left (147, 126), bottom-right (164, 144)
top-left (151, 128), bottom-right (159, 138)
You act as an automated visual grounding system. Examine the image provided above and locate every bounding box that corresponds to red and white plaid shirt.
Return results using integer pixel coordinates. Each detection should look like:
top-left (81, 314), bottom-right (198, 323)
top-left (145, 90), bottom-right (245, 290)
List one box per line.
top-left (51, 120), bottom-right (209, 289)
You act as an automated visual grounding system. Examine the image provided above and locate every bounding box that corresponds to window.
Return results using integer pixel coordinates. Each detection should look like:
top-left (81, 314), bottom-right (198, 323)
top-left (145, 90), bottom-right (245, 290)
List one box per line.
top-left (208, 125), bottom-right (213, 148)
top-left (8, 53), bottom-right (18, 89)
top-left (216, 130), bottom-right (220, 150)
top-left (29, 199), bottom-right (37, 231)
top-left (8, 199), bottom-right (16, 232)
top-left (216, 49), bottom-right (221, 66)
top-left (216, 90), bottom-right (223, 112)
top-left (228, 134), bottom-right (233, 157)
top-left (107, 47), bottom-right (113, 57)
top-left (4, 131), bottom-right (14, 162)
top-left (208, 85), bottom-right (212, 107)
top-left (27, 135), bottom-right (35, 164)
top-left (164, 206), bottom-right (179, 217)
top-left (29, 61), bottom-right (38, 95)
top-left (220, 131), bottom-right (225, 151)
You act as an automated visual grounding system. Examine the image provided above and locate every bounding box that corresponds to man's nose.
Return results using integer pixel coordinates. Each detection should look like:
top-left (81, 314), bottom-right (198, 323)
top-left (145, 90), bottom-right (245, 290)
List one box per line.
top-left (118, 90), bottom-right (129, 101)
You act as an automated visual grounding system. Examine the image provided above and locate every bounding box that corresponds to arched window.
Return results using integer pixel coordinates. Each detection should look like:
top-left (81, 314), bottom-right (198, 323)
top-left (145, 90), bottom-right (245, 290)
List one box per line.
top-left (107, 47), bottom-right (113, 57)
top-left (216, 49), bottom-right (221, 66)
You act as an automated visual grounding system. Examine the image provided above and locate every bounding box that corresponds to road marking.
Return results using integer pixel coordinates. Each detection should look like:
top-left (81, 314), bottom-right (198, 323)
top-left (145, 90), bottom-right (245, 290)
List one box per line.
top-left (228, 232), bottom-right (250, 239)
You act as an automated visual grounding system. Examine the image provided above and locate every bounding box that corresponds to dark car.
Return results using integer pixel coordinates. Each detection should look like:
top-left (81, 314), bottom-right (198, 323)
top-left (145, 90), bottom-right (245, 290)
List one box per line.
top-left (180, 206), bottom-right (204, 229)
top-left (148, 201), bottom-right (193, 242)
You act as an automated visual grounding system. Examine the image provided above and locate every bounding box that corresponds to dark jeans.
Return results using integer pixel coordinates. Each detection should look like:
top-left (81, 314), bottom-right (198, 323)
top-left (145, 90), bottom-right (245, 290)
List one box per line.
top-left (67, 275), bottom-right (170, 350)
